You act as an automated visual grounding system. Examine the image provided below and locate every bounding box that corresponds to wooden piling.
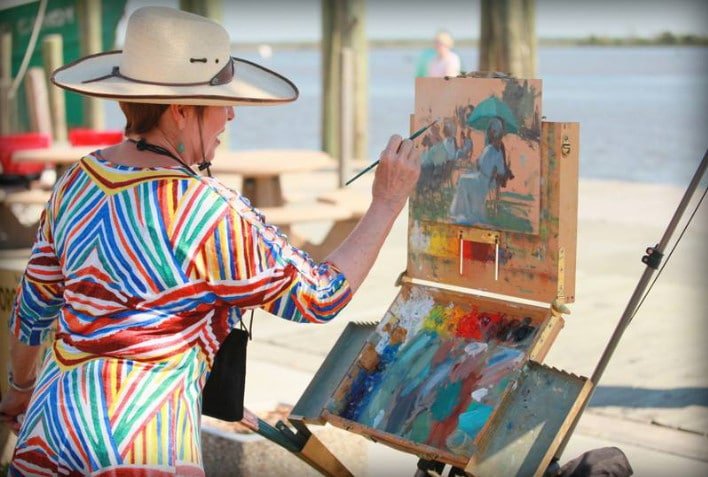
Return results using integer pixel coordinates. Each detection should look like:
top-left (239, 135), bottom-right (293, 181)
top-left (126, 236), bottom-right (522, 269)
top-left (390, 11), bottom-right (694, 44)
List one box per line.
top-left (321, 0), bottom-right (367, 163)
top-left (77, 0), bottom-right (104, 129)
top-left (179, 0), bottom-right (222, 21)
top-left (0, 31), bottom-right (15, 135)
top-left (25, 67), bottom-right (52, 136)
top-left (479, 0), bottom-right (537, 77)
top-left (338, 48), bottom-right (353, 187)
top-left (41, 35), bottom-right (67, 143)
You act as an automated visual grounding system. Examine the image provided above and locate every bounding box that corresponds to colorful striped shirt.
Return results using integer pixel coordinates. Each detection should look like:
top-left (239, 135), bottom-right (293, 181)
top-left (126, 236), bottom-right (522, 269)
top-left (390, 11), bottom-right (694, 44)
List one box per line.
top-left (8, 152), bottom-right (351, 476)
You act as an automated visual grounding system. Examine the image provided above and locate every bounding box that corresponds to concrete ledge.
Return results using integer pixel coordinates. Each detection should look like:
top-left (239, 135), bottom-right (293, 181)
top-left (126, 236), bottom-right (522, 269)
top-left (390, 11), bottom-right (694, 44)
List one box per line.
top-left (201, 421), bottom-right (366, 477)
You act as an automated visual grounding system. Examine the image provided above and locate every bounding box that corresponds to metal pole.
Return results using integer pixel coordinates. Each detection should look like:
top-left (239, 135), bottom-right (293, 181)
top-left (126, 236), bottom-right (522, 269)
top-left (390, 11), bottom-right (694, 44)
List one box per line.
top-left (552, 149), bottom-right (708, 464)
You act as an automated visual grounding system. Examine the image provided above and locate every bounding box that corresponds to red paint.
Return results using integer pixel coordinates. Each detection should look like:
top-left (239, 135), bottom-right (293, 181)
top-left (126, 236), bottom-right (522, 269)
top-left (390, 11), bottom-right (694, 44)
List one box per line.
top-left (462, 241), bottom-right (495, 263)
top-left (456, 310), bottom-right (482, 339)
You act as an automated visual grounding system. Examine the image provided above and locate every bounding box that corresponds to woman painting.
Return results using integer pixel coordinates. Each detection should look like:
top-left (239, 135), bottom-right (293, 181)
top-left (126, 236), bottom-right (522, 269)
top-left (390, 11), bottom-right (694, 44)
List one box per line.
top-left (0, 7), bottom-right (420, 476)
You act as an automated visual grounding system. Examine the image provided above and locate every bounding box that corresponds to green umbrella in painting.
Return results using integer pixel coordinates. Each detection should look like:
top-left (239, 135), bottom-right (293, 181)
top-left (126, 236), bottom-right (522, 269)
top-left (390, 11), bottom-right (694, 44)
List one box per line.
top-left (466, 95), bottom-right (519, 134)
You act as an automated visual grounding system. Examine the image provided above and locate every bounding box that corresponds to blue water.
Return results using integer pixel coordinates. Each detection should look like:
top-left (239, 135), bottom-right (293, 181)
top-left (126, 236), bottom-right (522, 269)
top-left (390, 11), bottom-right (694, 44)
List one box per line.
top-left (105, 46), bottom-right (708, 186)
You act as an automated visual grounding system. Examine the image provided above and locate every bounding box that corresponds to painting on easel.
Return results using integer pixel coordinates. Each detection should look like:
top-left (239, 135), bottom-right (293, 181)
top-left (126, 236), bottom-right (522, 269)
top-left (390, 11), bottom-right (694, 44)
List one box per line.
top-left (325, 283), bottom-right (550, 464)
top-left (412, 77), bottom-right (542, 234)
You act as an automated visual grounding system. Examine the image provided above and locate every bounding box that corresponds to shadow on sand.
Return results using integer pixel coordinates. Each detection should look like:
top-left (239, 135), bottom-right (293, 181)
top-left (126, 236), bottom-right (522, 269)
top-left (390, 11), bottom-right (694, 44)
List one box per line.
top-left (589, 386), bottom-right (708, 408)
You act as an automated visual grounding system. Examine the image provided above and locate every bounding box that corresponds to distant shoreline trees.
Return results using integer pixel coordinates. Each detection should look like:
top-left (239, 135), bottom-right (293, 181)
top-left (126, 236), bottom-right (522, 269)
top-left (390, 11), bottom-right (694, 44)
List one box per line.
top-left (229, 32), bottom-right (708, 52)
top-left (578, 31), bottom-right (708, 46)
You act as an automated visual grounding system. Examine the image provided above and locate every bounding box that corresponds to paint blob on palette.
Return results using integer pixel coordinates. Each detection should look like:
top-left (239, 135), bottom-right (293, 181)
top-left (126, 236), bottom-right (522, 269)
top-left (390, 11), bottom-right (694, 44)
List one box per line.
top-left (326, 283), bottom-right (549, 459)
top-left (412, 77), bottom-right (542, 235)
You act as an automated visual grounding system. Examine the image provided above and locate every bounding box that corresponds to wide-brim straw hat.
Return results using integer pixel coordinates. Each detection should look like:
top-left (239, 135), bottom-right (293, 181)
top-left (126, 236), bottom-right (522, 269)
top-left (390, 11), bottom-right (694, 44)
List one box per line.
top-left (51, 6), bottom-right (298, 106)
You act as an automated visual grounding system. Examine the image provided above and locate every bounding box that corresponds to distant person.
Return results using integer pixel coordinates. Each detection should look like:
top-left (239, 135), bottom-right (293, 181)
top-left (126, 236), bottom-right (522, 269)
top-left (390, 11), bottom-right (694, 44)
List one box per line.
top-left (417, 31), bottom-right (462, 78)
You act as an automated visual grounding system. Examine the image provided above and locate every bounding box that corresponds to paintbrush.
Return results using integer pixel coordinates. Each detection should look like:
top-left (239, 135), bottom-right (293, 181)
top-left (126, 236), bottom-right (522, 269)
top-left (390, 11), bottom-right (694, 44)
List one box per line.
top-left (345, 118), bottom-right (439, 186)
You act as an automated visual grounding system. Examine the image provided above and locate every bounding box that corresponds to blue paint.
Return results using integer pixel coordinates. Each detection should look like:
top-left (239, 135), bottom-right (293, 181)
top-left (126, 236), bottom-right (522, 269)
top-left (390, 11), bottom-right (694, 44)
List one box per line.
top-left (339, 341), bottom-right (401, 421)
top-left (488, 347), bottom-right (523, 366)
top-left (457, 401), bottom-right (494, 437)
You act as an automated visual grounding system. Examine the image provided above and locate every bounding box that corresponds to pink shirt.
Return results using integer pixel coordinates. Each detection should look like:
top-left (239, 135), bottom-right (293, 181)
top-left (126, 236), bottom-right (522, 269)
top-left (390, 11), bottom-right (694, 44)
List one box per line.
top-left (427, 52), bottom-right (461, 77)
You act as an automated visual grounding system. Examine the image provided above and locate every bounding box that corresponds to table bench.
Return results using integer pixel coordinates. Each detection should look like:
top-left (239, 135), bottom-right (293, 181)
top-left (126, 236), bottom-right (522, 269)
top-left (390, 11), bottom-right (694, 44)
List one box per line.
top-left (283, 188), bottom-right (372, 260)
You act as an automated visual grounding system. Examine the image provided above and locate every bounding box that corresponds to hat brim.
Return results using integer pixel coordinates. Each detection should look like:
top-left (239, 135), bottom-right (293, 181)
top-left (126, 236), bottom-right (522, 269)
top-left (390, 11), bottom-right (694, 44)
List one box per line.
top-left (51, 51), bottom-right (299, 106)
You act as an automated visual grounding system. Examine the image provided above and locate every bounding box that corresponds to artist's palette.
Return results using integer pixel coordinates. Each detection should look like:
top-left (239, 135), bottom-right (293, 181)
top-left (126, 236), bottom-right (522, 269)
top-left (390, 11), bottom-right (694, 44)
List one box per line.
top-left (324, 283), bottom-right (550, 463)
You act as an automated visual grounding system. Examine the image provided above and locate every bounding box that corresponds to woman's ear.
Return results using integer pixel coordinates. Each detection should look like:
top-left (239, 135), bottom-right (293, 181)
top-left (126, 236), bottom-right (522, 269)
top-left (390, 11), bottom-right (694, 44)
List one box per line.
top-left (169, 104), bottom-right (191, 130)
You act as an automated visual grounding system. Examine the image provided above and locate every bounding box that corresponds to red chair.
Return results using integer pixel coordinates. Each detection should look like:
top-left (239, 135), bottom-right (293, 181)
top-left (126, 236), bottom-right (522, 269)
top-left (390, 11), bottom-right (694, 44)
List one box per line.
top-left (69, 128), bottom-right (123, 146)
top-left (0, 133), bottom-right (51, 185)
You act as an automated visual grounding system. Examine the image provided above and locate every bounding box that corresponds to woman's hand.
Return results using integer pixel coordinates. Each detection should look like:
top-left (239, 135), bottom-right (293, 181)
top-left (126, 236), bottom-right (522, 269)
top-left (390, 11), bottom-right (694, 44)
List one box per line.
top-left (0, 388), bottom-right (33, 434)
top-left (371, 135), bottom-right (421, 214)
top-left (325, 134), bottom-right (421, 292)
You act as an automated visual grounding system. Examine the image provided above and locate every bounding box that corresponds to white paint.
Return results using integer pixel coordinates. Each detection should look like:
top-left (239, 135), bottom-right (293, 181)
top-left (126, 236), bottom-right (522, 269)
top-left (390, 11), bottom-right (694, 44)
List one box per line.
top-left (391, 287), bottom-right (434, 337)
top-left (373, 409), bottom-right (385, 428)
top-left (408, 220), bottom-right (430, 253)
top-left (464, 341), bottom-right (488, 357)
top-left (471, 388), bottom-right (488, 402)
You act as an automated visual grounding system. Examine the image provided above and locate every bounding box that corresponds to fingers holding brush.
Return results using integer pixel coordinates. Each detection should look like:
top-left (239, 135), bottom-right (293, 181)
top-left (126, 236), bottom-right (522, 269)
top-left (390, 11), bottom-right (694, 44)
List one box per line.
top-left (372, 134), bottom-right (421, 212)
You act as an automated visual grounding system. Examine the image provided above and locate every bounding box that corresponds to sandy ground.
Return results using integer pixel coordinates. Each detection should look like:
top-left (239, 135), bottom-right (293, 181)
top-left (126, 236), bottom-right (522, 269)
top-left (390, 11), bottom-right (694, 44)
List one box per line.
top-left (2, 172), bottom-right (706, 475)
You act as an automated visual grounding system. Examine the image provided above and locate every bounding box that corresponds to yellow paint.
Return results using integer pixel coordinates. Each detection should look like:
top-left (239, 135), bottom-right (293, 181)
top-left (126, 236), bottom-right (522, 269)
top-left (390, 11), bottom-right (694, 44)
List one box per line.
top-left (427, 229), bottom-right (457, 257)
top-left (422, 303), bottom-right (465, 338)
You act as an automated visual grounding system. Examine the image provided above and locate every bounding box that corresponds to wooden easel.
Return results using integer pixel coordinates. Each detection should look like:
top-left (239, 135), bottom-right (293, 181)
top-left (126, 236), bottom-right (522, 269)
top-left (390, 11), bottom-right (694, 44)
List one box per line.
top-left (238, 409), bottom-right (354, 477)
top-left (291, 76), bottom-right (590, 477)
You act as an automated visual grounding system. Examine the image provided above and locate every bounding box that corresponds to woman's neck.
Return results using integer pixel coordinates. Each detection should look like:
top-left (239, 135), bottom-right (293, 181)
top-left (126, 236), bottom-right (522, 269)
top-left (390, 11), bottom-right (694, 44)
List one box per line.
top-left (100, 138), bottom-right (189, 169)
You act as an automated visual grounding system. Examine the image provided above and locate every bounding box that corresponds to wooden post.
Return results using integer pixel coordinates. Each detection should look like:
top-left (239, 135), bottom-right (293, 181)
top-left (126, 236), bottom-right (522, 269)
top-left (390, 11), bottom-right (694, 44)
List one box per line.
top-left (179, 0), bottom-right (222, 21)
top-left (0, 31), bottom-right (15, 135)
top-left (479, 0), bottom-right (537, 77)
top-left (77, 0), bottom-right (104, 129)
top-left (25, 68), bottom-right (52, 135)
top-left (321, 0), bottom-right (367, 163)
top-left (346, 0), bottom-right (367, 164)
top-left (338, 48), bottom-right (353, 187)
top-left (321, 0), bottom-right (341, 160)
top-left (41, 35), bottom-right (67, 143)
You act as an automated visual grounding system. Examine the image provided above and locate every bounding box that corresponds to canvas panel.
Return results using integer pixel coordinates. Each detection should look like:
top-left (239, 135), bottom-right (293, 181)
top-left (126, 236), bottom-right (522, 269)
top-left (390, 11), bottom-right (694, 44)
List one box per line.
top-left (408, 121), bottom-right (579, 304)
top-left (412, 77), bottom-right (543, 235)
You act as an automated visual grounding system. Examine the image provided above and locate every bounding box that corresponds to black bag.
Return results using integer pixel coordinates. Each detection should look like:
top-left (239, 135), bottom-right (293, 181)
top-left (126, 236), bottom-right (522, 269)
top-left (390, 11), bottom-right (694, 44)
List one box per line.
top-left (557, 447), bottom-right (633, 477)
top-left (202, 328), bottom-right (249, 421)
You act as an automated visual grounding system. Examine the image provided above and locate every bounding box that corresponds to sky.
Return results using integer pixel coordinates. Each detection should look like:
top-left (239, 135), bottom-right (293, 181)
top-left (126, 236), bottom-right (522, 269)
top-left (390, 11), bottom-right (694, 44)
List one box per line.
top-left (2, 0), bottom-right (706, 43)
top-left (110, 0), bottom-right (708, 44)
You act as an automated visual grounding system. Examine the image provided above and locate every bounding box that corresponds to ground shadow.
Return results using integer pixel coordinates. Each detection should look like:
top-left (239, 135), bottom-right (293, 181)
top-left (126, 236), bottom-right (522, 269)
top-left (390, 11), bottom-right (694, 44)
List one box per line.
top-left (588, 386), bottom-right (708, 408)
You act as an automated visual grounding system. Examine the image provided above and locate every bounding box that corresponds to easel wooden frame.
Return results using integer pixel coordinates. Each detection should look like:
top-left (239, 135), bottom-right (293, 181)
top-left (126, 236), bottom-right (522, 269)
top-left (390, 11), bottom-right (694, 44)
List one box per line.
top-left (291, 116), bottom-right (589, 476)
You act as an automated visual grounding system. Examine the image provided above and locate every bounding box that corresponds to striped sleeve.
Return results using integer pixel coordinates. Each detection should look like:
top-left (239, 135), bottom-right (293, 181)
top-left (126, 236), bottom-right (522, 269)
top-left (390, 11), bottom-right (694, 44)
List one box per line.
top-left (10, 205), bottom-right (64, 345)
top-left (198, 179), bottom-right (352, 324)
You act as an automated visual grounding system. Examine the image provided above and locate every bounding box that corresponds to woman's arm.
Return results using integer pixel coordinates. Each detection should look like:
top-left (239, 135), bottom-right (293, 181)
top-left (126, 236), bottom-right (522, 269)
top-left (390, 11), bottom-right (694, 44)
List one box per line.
top-left (326, 135), bottom-right (421, 292)
top-left (197, 134), bottom-right (419, 324)
top-left (0, 335), bottom-right (41, 432)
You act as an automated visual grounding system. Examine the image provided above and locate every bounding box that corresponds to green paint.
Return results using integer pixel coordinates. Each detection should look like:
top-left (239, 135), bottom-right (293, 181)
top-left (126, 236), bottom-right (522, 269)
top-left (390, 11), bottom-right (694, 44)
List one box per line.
top-left (408, 412), bottom-right (432, 442)
top-left (411, 184), bottom-right (455, 221)
top-left (431, 380), bottom-right (462, 420)
top-left (499, 191), bottom-right (534, 202)
top-left (486, 200), bottom-right (533, 232)
top-left (423, 305), bottom-right (447, 332)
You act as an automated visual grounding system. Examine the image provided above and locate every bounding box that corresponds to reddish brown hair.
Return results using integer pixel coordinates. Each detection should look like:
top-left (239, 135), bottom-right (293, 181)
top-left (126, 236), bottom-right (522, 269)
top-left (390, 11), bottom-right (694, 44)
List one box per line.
top-left (119, 102), bottom-right (169, 136)
top-left (119, 102), bottom-right (206, 136)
